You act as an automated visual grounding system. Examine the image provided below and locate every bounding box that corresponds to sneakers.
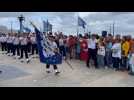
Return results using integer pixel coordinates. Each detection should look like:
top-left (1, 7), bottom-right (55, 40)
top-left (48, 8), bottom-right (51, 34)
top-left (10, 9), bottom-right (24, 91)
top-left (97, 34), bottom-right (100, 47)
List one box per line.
top-left (55, 71), bottom-right (60, 75)
top-left (46, 71), bottom-right (51, 73)
top-left (26, 59), bottom-right (30, 63)
top-left (46, 69), bottom-right (60, 75)
top-left (55, 70), bottom-right (60, 75)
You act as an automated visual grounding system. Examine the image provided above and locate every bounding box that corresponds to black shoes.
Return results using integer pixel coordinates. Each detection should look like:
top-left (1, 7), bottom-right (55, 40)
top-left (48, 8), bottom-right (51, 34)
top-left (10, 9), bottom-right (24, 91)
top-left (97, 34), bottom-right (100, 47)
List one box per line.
top-left (0, 70), bottom-right (2, 74)
top-left (55, 71), bottom-right (60, 75)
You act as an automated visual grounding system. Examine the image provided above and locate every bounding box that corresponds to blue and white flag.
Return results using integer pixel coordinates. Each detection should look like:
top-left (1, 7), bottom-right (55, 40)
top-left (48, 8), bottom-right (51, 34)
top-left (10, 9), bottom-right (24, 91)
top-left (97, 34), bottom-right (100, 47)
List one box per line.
top-left (22, 24), bottom-right (31, 33)
top-left (33, 24), bottom-right (62, 65)
top-left (43, 20), bottom-right (52, 32)
top-left (78, 16), bottom-right (86, 29)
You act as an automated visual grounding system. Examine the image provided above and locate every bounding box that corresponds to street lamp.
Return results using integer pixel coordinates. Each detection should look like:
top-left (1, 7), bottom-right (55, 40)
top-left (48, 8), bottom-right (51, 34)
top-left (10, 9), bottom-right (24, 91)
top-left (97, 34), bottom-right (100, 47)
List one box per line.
top-left (18, 14), bottom-right (25, 34)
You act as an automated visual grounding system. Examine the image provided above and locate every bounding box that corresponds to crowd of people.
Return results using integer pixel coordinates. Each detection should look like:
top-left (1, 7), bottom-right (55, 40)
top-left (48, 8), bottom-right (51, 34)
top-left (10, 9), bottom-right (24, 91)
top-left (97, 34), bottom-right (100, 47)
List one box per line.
top-left (0, 32), bottom-right (38, 63)
top-left (0, 31), bottom-right (134, 75)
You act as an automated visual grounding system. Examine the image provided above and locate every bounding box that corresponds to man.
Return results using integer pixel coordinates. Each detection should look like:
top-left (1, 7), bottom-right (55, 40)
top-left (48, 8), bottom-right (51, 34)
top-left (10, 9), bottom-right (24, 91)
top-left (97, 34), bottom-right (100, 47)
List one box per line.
top-left (12, 33), bottom-right (20, 59)
top-left (19, 33), bottom-right (30, 63)
top-left (86, 34), bottom-right (98, 68)
top-left (46, 36), bottom-right (60, 75)
top-left (0, 34), bottom-right (7, 54)
top-left (6, 33), bottom-right (14, 56)
top-left (31, 33), bottom-right (38, 58)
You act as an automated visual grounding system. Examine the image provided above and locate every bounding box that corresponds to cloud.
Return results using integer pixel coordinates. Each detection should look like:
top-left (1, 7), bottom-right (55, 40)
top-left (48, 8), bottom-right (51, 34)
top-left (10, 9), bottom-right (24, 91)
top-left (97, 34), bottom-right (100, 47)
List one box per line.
top-left (1, 12), bottom-right (134, 36)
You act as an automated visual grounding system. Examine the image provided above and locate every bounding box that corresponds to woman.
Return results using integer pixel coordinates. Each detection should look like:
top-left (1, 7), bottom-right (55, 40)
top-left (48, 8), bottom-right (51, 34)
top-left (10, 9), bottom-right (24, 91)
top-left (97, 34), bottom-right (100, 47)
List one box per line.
top-left (80, 36), bottom-right (88, 62)
top-left (112, 38), bottom-right (121, 71)
top-left (97, 37), bottom-right (105, 68)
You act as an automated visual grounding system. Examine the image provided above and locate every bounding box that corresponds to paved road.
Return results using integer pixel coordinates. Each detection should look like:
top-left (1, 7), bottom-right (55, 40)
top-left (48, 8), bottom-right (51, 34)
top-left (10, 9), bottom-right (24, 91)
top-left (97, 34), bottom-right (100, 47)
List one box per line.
top-left (0, 52), bottom-right (134, 87)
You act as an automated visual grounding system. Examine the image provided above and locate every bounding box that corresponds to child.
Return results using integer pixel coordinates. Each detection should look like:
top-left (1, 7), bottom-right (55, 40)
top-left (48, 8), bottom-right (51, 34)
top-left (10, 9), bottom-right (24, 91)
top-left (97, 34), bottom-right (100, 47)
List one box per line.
top-left (97, 40), bottom-right (105, 68)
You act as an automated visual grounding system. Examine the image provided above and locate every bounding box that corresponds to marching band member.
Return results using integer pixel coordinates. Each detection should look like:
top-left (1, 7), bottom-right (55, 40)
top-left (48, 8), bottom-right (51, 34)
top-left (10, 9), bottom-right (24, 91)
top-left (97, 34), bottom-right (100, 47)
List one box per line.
top-left (19, 33), bottom-right (30, 63)
top-left (31, 33), bottom-right (38, 58)
top-left (0, 34), bottom-right (7, 54)
top-left (46, 36), bottom-right (60, 75)
top-left (13, 33), bottom-right (20, 59)
top-left (6, 33), bottom-right (14, 56)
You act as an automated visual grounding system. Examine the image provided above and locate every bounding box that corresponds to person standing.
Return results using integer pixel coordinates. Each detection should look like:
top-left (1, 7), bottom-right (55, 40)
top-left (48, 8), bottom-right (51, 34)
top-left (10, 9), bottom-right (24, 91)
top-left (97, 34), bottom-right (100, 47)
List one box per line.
top-left (112, 38), bottom-right (121, 71)
top-left (128, 38), bottom-right (134, 75)
top-left (0, 34), bottom-right (7, 54)
top-left (31, 33), bottom-right (38, 58)
top-left (19, 34), bottom-right (30, 63)
top-left (86, 34), bottom-right (98, 68)
top-left (105, 35), bottom-right (113, 68)
top-left (6, 33), bottom-right (14, 56)
top-left (121, 36), bottom-right (130, 71)
top-left (13, 34), bottom-right (20, 59)
top-left (46, 36), bottom-right (60, 75)
top-left (59, 35), bottom-right (66, 59)
top-left (97, 38), bottom-right (105, 68)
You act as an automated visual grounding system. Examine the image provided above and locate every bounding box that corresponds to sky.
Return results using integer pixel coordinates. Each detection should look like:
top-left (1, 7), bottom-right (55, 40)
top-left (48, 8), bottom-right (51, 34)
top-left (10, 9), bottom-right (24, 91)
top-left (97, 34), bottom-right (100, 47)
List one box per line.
top-left (0, 12), bottom-right (134, 36)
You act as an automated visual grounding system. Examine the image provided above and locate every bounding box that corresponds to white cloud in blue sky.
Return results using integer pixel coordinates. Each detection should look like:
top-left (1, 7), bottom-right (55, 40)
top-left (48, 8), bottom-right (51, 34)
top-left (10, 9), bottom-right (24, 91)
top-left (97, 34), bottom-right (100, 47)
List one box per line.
top-left (0, 12), bottom-right (134, 36)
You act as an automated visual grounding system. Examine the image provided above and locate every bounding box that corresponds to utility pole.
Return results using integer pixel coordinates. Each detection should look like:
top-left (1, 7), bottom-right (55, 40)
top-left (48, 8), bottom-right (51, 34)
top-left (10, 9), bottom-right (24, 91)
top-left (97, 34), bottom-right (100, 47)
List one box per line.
top-left (11, 21), bottom-right (13, 33)
top-left (113, 21), bottom-right (115, 36)
top-left (110, 24), bottom-right (111, 34)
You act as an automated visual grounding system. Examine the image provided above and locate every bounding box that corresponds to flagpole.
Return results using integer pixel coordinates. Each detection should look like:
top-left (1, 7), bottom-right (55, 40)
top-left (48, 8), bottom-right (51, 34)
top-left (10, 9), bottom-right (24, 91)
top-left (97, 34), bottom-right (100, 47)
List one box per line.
top-left (46, 19), bottom-right (48, 34)
top-left (77, 16), bottom-right (79, 37)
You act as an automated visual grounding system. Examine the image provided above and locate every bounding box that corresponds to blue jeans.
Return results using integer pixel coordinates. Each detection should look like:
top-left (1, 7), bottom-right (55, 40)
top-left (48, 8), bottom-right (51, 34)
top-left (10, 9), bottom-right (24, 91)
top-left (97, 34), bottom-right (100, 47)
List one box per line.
top-left (105, 50), bottom-right (112, 67)
top-left (113, 57), bottom-right (120, 69)
top-left (97, 55), bottom-right (105, 67)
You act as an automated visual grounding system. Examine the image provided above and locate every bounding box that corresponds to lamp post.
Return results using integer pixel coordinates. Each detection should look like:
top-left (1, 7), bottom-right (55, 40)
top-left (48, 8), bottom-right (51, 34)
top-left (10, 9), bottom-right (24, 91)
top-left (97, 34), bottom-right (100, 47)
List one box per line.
top-left (18, 14), bottom-right (25, 34)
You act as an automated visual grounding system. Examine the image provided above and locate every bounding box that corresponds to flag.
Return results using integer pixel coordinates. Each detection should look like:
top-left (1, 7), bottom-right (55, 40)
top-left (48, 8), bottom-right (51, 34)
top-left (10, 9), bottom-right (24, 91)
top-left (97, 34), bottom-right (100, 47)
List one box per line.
top-left (22, 24), bottom-right (31, 33)
top-left (78, 16), bottom-right (86, 29)
top-left (43, 20), bottom-right (52, 32)
top-left (48, 23), bottom-right (52, 32)
top-left (33, 24), bottom-right (62, 65)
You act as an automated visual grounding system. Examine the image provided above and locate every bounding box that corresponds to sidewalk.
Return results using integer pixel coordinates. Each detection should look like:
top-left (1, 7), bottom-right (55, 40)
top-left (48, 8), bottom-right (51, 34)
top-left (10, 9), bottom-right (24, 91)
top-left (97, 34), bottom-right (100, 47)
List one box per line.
top-left (0, 52), bottom-right (134, 87)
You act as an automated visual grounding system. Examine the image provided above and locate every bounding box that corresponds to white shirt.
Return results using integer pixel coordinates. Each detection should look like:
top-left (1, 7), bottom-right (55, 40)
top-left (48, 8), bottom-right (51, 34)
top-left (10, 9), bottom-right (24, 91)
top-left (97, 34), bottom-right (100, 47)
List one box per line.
top-left (13, 37), bottom-right (20, 45)
top-left (31, 36), bottom-right (36, 44)
top-left (87, 39), bottom-right (97, 49)
top-left (7, 36), bottom-right (14, 43)
top-left (59, 39), bottom-right (64, 46)
top-left (20, 37), bottom-right (27, 45)
top-left (97, 46), bottom-right (105, 56)
top-left (112, 43), bottom-right (121, 58)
